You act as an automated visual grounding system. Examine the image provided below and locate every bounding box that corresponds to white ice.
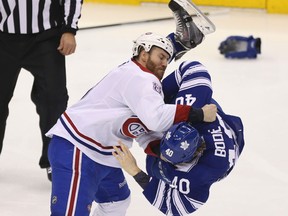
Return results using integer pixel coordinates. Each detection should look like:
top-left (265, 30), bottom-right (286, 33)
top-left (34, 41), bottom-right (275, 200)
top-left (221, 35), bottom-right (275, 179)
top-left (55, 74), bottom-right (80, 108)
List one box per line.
top-left (0, 3), bottom-right (288, 216)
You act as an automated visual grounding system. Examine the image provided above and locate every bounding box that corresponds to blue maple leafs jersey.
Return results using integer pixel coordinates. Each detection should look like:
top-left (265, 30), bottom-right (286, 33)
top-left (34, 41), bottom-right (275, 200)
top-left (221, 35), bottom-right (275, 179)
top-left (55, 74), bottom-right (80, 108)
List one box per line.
top-left (143, 61), bottom-right (244, 215)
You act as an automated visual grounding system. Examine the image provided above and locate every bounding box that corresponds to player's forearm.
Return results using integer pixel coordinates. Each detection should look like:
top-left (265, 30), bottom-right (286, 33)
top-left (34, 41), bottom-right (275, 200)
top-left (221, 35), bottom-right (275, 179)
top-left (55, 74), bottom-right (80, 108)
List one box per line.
top-left (133, 170), bottom-right (150, 190)
top-left (125, 165), bottom-right (142, 177)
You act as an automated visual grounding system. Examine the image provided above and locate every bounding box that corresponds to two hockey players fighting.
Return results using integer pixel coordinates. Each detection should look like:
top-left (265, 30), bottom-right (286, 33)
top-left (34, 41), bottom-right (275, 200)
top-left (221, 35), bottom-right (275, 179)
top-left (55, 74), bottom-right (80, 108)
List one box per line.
top-left (46, 1), bottom-right (242, 216)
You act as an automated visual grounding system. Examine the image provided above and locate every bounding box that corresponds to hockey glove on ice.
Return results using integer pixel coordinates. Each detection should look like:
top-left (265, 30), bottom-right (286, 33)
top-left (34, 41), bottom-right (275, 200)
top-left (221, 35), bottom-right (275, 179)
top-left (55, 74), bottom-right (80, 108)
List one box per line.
top-left (219, 35), bottom-right (261, 58)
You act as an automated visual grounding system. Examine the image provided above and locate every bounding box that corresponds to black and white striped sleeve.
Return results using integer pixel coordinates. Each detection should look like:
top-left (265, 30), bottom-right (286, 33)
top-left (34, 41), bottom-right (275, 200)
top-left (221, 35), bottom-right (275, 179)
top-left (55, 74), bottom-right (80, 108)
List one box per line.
top-left (0, 0), bottom-right (83, 34)
top-left (62, 0), bottom-right (83, 34)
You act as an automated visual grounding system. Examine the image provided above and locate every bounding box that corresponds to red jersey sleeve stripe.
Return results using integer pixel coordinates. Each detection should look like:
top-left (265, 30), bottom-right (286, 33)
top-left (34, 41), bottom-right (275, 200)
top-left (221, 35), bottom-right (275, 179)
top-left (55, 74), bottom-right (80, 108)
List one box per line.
top-left (173, 104), bottom-right (191, 123)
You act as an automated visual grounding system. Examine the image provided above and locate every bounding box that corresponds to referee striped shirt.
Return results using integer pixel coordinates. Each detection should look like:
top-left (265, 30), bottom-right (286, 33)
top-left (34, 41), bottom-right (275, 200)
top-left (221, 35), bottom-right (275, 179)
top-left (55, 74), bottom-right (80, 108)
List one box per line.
top-left (0, 0), bottom-right (82, 34)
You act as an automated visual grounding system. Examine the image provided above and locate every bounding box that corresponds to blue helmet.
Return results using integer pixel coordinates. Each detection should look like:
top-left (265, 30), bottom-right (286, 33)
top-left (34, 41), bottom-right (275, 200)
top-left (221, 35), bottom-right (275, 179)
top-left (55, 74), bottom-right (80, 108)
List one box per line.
top-left (160, 122), bottom-right (202, 165)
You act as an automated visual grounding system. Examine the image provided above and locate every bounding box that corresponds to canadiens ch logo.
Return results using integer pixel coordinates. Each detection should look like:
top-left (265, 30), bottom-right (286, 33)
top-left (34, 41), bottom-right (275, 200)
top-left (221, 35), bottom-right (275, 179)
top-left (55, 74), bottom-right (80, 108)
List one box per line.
top-left (121, 116), bottom-right (149, 138)
top-left (153, 82), bottom-right (162, 94)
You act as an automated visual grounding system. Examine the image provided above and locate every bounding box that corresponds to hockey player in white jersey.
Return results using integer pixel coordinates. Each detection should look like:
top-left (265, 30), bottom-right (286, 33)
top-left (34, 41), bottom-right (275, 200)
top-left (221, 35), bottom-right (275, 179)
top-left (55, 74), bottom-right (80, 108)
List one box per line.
top-left (45, 1), bottom-right (217, 216)
top-left (113, 60), bottom-right (245, 215)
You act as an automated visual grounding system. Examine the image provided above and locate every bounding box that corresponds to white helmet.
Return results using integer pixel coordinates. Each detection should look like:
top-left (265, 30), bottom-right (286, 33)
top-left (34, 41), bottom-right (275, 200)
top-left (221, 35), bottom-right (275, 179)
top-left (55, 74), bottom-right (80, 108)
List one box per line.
top-left (132, 32), bottom-right (174, 59)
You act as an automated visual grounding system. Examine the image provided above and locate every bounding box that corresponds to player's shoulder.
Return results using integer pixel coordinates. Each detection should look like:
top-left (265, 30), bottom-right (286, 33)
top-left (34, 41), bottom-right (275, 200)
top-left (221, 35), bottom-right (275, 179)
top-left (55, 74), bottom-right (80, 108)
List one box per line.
top-left (179, 60), bottom-right (207, 71)
top-left (177, 60), bottom-right (211, 79)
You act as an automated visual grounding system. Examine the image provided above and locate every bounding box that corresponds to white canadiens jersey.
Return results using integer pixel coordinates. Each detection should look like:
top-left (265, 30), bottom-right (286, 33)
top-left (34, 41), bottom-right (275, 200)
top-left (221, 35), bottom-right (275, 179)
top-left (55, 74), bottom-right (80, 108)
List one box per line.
top-left (46, 59), bottom-right (178, 168)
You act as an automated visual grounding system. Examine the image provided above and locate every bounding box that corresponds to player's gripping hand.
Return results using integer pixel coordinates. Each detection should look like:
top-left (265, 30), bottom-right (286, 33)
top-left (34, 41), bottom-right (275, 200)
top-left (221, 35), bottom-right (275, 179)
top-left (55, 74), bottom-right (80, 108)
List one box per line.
top-left (202, 104), bottom-right (217, 122)
top-left (112, 141), bottom-right (141, 177)
top-left (188, 104), bottom-right (217, 124)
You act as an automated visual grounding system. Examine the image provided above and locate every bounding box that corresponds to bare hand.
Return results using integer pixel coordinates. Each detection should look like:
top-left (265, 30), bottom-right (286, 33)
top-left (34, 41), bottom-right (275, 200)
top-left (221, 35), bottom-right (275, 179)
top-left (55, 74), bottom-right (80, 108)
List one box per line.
top-left (113, 141), bottom-right (142, 176)
top-left (202, 104), bottom-right (217, 122)
top-left (57, 33), bottom-right (76, 55)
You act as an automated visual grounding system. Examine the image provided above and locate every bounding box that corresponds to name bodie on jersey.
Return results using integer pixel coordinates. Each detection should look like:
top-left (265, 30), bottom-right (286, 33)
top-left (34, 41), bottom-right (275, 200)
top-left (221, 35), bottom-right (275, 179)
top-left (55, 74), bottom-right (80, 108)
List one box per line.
top-left (46, 59), bottom-right (190, 168)
top-left (142, 61), bottom-right (245, 215)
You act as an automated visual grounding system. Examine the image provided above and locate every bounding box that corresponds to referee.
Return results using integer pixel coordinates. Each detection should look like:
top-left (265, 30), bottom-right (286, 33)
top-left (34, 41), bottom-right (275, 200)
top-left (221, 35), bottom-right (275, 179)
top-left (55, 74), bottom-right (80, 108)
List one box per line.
top-left (0, 0), bottom-right (83, 181)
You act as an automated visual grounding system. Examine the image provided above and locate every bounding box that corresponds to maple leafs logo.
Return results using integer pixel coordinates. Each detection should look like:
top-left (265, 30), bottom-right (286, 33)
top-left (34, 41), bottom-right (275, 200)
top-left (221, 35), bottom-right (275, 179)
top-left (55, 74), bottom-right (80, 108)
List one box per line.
top-left (180, 141), bottom-right (190, 151)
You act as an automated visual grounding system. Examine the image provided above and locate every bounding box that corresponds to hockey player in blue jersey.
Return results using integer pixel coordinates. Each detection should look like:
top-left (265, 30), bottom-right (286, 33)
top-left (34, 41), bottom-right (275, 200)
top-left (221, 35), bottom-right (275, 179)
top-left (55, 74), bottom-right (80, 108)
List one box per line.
top-left (113, 60), bottom-right (245, 215)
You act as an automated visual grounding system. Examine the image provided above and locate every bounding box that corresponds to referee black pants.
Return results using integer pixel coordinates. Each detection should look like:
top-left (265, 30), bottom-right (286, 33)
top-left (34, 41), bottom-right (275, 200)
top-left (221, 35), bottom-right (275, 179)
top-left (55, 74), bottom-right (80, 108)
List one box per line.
top-left (0, 29), bottom-right (68, 168)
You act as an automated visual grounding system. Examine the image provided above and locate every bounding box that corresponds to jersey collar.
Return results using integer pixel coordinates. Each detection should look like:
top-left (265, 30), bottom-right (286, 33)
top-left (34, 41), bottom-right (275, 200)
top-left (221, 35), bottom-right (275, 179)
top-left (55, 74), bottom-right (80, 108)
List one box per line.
top-left (132, 58), bottom-right (156, 77)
